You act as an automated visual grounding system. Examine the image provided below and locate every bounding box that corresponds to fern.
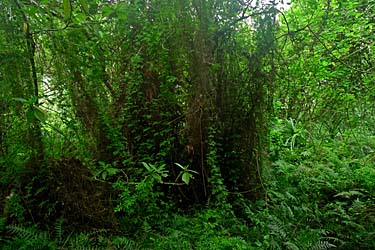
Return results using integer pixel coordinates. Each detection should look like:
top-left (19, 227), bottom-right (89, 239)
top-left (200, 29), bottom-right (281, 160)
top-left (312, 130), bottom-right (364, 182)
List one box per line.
top-left (283, 241), bottom-right (300, 250)
top-left (311, 240), bottom-right (336, 250)
top-left (111, 236), bottom-right (137, 250)
top-left (268, 218), bottom-right (287, 240)
top-left (6, 224), bottom-right (114, 250)
top-left (68, 229), bottom-right (111, 250)
top-left (85, 229), bottom-right (109, 238)
top-left (54, 218), bottom-right (64, 243)
top-left (72, 247), bottom-right (104, 250)
top-left (6, 225), bottom-right (53, 250)
top-left (68, 233), bottom-right (92, 249)
top-left (141, 220), bottom-right (152, 234)
top-left (6, 225), bottom-right (43, 241)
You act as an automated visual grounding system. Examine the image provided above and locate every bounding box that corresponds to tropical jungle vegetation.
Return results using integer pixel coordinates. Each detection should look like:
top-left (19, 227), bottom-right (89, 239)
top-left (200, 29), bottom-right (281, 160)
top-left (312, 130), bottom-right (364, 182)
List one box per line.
top-left (0, 0), bottom-right (374, 249)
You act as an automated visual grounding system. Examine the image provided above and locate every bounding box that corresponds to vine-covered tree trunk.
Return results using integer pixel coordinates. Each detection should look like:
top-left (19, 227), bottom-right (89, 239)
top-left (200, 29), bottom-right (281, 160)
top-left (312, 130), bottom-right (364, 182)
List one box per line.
top-left (16, 0), bottom-right (44, 169)
top-left (2, 0), bottom-right (45, 171)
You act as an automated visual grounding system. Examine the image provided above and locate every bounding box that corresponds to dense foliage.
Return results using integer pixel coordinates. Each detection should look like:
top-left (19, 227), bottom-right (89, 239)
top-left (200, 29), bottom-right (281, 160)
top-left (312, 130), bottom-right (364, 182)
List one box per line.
top-left (0, 0), bottom-right (374, 249)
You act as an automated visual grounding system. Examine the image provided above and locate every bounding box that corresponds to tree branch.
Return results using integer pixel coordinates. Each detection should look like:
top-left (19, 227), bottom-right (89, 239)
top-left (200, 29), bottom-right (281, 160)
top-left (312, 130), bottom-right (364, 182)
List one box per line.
top-left (307, 25), bottom-right (375, 74)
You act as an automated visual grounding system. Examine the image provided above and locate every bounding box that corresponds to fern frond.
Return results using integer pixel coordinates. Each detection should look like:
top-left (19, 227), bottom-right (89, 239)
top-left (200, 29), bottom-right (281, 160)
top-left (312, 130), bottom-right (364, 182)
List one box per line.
top-left (268, 220), bottom-right (287, 239)
top-left (72, 247), bottom-right (104, 250)
top-left (6, 225), bottom-right (40, 241)
top-left (284, 241), bottom-right (300, 250)
top-left (85, 229), bottom-right (109, 237)
top-left (30, 243), bottom-right (52, 250)
top-left (6, 225), bottom-right (53, 250)
top-left (111, 236), bottom-right (137, 250)
top-left (68, 229), bottom-right (110, 250)
top-left (54, 218), bottom-right (64, 242)
top-left (311, 240), bottom-right (336, 250)
top-left (142, 221), bottom-right (152, 234)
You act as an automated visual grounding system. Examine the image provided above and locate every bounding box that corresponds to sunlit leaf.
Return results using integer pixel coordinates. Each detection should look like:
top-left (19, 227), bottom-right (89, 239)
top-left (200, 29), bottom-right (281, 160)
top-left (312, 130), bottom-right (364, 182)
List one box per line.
top-left (182, 172), bottom-right (192, 185)
top-left (107, 168), bottom-right (119, 176)
top-left (33, 106), bottom-right (46, 122)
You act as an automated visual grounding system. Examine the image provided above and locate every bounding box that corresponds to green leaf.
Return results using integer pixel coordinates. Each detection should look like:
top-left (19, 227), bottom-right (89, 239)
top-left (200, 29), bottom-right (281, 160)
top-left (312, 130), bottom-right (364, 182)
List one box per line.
top-left (33, 106), bottom-right (47, 122)
top-left (152, 173), bottom-right (162, 183)
top-left (78, 0), bottom-right (89, 13)
top-left (12, 97), bottom-right (28, 103)
top-left (63, 0), bottom-right (71, 20)
top-left (182, 172), bottom-right (192, 185)
top-left (335, 190), bottom-right (364, 199)
top-left (107, 168), bottom-right (119, 176)
top-left (187, 169), bottom-right (199, 175)
top-left (142, 162), bottom-right (151, 172)
top-left (101, 6), bottom-right (115, 17)
top-left (175, 162), bottom-right (185, 170)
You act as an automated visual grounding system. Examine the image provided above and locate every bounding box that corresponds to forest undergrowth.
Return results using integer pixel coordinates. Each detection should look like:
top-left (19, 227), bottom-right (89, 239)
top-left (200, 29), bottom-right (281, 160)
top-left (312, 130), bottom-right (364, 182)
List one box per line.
top-left (1, 117), bottom-right (374, 250)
